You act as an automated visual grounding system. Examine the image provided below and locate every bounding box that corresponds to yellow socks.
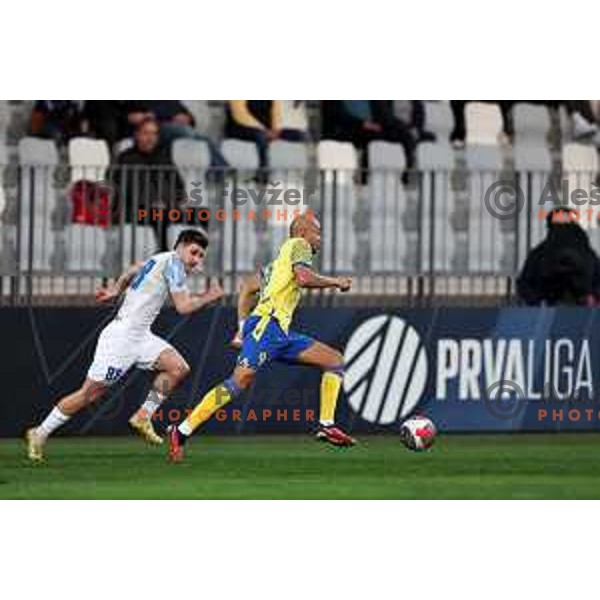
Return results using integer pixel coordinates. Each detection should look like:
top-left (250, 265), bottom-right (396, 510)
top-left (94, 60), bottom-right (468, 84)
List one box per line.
top-left (178, 370), bottom-right (343, 436)
top-left (178, 380), bottom-right (237, 436)
top-left (320, 371), bottom-right (342, 425)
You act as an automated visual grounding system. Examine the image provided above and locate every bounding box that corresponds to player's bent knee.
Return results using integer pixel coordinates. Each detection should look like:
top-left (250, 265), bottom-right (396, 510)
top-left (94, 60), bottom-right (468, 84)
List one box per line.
top-left (233, 369), bottom-right (255, 390)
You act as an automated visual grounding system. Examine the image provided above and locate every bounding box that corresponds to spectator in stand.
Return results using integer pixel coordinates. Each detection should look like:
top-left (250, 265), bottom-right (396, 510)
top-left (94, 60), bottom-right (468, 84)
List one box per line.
top-left (225, 100), bottom-right (307, 169)
top-left (280, 101), bottom-right (311, 141)
top-left (30, 101), bottom-right (85, 142)
top-left (112, 117), bottom-right (187, 252)
top-left (82, 101), bottom-right (132, 148)
top-left (394, 101), bottom-right (437, 142)
top-left (321, 100), bottom-right (417, 172)
top-left (122, 101), bottom-right (227, 167)
top-left (517, 209), bottom-right (600, 306)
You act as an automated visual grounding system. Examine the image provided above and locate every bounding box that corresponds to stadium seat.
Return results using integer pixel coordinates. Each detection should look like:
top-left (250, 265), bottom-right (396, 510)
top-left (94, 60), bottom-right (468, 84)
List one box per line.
top-left (117, 224), bottom-right (157, 267)
top-left (417, 141), bottom-right (457, 272)
top-left (268, 141), bottom-right (310, 260)
top-left (465, 103), bottom-right (503, 145)
top-left (269, 140), bottom-right (309, 171)
top-left (512, 103), bottom-right (551, 143)
top-left (465, 144), bottom-right (508, 273)
top-left (158, 139), bottom-right (212, 257)
top-left (0, 142), bottom-right (15, 275)
top-left (367, 141), bottom-right (411, 272)
top-left (0, 101), bottom-right (10, 140)
top-left (68, 137), bottom-right (110, 183)
top-left (0, 142), bottom-right (7, 221)
top-left (558, 105), bottom-right (571, 142)
top-left (17, 137), bottom-right (59, 272)
top-left (221, 139), bottom-right (260, 170)
top-left (219, 139), bottom-right (260, 273)
top-left (513, 143), bottom-right (553, 268)
top-left (317, 140), bottom-right (358, 273)
top-left (424, 102), bottom-right (453, 137)
top-left (64, 138), bottom-right (112, 273)
top-left (172, 138), bottom-right (211, 204)
top-left (563, 143), bottom-right (600, 248)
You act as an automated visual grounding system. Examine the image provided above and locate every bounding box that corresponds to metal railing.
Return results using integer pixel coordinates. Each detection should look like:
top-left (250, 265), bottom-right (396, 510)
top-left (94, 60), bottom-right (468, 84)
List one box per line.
top-left (0, 163), bottom-right (596, 306)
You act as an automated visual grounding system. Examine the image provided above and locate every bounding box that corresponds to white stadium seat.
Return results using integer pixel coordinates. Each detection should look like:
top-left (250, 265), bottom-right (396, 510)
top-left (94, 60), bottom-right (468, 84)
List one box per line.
top-left (514, 143), bottom-right (553, 268)
top-left (512, 103), bottom-right (551, 143)
top-left (465, 144), bottom-right (508, 273)
top-left (268, 141), bottom-right (310, 259)
top-left (0, 142), bottom-right (7, 220)
top-left (417, 142), bottom-right (457, 273)
top-left (172, 138), bottom-right (211, 205)
top-left (220, 139), bottom-right (260, 273)
top-left (68, 137), bottom-right (110, 183)
top-left (563, 143), bottom-right (600, 247)
top-left (221, 139), bottom-right (259, 170)
top-left (64, 138), bottom-right (112, 273)
top-left (465, 103), bottom-right (503, 145)
top-left (317, 140), bottom-right (358, 273)
top-left (0, 142), bottom-right (10, 273)
top-left (0, 101), bottom-right (10, 140)
top-left (17, 137), bottom-right (59, 272)
top-left (424, 102), bottom-right (453, 137)
top-left (368, 141), bottom-right (410, 272)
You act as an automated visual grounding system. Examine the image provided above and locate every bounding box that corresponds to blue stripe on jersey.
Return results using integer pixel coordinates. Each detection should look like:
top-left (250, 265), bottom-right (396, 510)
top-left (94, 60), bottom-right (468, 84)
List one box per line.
top-left (164, 255), bottom-right (187, 293)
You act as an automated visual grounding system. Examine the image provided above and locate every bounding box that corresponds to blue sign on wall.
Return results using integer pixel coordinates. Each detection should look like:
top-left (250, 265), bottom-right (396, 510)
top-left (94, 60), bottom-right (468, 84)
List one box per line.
top-left (1, 306), bottom-right (599, 436)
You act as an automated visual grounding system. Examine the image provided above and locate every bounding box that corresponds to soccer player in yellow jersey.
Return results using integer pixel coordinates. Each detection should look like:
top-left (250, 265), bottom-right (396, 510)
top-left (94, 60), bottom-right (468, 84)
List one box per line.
top-left (167, 214), bottom-right (355, 461)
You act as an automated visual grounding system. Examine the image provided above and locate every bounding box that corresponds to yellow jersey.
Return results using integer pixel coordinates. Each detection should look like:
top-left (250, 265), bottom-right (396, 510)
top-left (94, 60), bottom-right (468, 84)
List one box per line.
top-left (252, 237), bottom-right (313, 332)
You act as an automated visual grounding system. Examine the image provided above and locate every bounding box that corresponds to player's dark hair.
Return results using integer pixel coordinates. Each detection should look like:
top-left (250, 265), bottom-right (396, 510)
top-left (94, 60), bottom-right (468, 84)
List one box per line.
top-left (174, 229), bottom-right (208, 250)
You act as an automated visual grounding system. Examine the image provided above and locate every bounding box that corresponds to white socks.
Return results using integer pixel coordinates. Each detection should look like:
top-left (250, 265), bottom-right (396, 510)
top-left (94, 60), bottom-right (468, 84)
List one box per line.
top-left (178, 420), bottom-right (193, 436)
top-left (137, 390), bottom-right (166, 420)
top-left (36, 407), bottom-right (70, 439)
top-left (320, 419), bottom-right (334, 427)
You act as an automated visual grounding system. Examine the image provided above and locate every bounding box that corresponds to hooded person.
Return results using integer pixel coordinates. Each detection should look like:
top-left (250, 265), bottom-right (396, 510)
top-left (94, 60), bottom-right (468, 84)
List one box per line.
top-left (517, 209), bottom-right (600, 306)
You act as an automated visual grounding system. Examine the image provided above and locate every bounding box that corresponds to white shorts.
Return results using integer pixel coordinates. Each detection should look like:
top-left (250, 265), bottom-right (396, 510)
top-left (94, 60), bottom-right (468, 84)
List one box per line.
top-left (87, 320), bottom-right (174, 384)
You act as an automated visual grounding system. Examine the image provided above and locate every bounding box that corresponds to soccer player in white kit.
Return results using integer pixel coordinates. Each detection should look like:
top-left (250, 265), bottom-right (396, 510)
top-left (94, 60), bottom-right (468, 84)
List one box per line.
top-left (26, 229), bottom-right (224, 462)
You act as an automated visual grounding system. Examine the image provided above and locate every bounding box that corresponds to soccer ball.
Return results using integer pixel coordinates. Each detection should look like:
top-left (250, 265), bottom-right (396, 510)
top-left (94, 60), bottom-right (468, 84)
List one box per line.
top-left (399, 415), bottom-right (437, 451)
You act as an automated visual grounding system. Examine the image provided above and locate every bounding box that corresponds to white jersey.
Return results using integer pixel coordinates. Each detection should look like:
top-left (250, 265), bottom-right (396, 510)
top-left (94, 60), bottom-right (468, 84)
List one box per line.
top-left (115, 251), bottom-right (188, 334)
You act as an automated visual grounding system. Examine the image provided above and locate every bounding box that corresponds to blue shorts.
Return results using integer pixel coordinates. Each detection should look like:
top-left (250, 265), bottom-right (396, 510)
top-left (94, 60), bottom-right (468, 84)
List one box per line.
top-left (237, 315), bottom-right (315, 371)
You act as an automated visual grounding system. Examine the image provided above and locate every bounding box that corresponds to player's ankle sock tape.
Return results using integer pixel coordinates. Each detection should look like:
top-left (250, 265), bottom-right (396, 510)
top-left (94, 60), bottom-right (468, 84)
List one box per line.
top-left (223, 377), bottom-right (243, 399)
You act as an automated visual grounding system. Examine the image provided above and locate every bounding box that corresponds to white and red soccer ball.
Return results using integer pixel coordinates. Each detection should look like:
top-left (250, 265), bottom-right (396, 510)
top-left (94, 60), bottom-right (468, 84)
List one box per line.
top-left (399, 415), bottom-right (437, 451)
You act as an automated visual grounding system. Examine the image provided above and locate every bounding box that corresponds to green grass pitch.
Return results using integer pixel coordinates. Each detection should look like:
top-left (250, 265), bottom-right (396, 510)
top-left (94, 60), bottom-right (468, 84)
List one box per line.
top-left (1, 434), bottom-right (600, 499)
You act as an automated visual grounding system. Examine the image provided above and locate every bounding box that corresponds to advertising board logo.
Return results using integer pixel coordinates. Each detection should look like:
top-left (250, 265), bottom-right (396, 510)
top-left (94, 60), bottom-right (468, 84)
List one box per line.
top-left (344, 315), bottom-right (428, 424)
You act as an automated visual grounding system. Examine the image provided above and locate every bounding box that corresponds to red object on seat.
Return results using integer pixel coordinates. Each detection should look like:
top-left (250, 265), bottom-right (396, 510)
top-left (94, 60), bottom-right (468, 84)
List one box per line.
top-left (69, 180), bottom-right (112, 228)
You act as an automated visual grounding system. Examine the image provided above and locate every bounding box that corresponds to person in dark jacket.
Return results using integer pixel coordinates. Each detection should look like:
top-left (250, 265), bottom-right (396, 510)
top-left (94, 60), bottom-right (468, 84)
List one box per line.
top-left (112, 117), bottom-right (187, 251)
top-left (120, 101), bottom-right (227, 167)
top-left (517, 209), bottom-right (600, 306)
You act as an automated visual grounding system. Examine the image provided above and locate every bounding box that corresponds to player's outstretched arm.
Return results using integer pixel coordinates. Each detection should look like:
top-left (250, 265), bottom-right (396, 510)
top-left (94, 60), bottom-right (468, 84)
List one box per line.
top-left (293, 265), bottom-right (352, 292)
top-left (94, 261), bottom-right (142, 304)
top-left (170, 280), bottom-right (224, 315)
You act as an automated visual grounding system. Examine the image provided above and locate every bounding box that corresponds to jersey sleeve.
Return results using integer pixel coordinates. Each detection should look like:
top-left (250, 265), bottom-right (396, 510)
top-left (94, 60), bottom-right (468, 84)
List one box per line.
top-left (164, 256), bottom-right (188, 293)
top-left (289, 239), bottom-right (313, 269)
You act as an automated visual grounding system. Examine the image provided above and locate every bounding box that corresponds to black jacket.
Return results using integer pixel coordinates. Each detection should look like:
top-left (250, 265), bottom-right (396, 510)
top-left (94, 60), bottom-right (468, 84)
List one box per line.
top-left (111, 146), bottom-right (186, 223)
top-left (517, 222), bottom-right (600, 305)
